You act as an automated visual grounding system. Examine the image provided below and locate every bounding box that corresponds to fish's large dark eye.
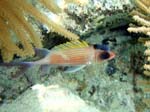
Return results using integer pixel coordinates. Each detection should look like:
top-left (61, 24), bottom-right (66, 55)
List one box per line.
top-left (100, 52), bottom-right (110, 59)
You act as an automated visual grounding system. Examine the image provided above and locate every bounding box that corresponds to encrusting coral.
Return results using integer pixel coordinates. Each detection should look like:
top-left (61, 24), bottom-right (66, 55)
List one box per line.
top-left (0, 0), bottom-right (86, 62)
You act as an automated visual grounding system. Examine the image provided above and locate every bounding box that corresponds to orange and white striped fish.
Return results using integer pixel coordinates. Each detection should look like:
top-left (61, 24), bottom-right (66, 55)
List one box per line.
top-left (2, 40), bottom-right (115, 73)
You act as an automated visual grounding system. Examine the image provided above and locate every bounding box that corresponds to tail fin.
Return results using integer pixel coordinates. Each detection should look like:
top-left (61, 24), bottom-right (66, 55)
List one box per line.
top-left (0, 48), bottom-right (50, 66)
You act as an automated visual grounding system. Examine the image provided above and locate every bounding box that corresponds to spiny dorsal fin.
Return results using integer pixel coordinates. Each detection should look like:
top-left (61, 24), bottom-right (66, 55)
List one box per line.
top-left (52, 40), bottom-right (89, 51)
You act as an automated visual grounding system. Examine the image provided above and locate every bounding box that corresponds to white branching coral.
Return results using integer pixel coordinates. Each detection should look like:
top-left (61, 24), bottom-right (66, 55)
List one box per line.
top-left (127, 0), bottom-right (150, 108)
top-left (127, 0), bottom-right (150, 76)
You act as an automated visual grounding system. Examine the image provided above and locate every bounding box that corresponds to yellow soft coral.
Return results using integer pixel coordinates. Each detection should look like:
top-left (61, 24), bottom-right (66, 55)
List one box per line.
top-left (0, 0), bottom-right (85, 62)
top-left (64, 0), bottom-right (88, 5)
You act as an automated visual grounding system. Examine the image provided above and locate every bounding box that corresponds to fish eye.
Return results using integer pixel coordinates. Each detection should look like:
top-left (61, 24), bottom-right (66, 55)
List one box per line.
top-left (100, 52), bottom-right (110, 59)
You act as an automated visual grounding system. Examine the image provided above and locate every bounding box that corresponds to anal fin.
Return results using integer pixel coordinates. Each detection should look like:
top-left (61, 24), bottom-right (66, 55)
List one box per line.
top-left (64, 65), bottom-right (86, 73)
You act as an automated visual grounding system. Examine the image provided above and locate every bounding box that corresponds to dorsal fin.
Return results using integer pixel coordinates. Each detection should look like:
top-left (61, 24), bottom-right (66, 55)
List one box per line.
top-left (52, 40), bottom-right (89, 51)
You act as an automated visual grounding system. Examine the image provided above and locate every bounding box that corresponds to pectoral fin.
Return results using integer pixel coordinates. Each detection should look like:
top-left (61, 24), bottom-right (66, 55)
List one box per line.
top-left (34, 48), bottom-right (50, 58)
top-left (64, 65), bottom-right (86, 73)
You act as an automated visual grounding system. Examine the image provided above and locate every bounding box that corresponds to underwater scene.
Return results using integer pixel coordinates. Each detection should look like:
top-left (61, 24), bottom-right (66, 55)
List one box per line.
top-left (0, 0), bottom-right (150, 112)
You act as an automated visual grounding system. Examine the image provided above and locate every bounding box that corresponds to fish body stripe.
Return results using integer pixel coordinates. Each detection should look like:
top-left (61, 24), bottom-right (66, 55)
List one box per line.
top-left (49, 47), bottom-right (95, 65)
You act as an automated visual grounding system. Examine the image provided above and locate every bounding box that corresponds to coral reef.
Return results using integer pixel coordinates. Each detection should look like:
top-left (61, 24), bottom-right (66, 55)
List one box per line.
top-left (0, 0), bottom-right (82, 62)
top-left (0, 28), bottom-right (136, 112)
top-left (127, 0), bottom-right (150, 76)
top-left (0, 0), bottom-right (139, 112)
top-left (61, 0), bottom-right (133, 37)
top-left (0, 63), bottom-right (135, 112)
top-left (0, 84), bottom-right (99, 112)
top-left (127, 0), bottom-right (150, 109)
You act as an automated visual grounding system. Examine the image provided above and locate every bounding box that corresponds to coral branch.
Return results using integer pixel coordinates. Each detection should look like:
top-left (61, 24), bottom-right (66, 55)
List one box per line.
top-left (135, 0), bottom-right (150, 14)
top-left (144, 49), bottom-right (150, 55)
top-left (133, 15), bottom-right (150, 27)
top-left (144, 64), bottom-right (150, 70)
top-left (0, 0), bottom-right (82, 62)
top-left (64, 0), bottom-right (88, 5)
top-left (39, 0), bottom-right (62, 14)
top-left (127, 27), bottom-right (150, 36)
top-left (144, 41), bottom-right (150, 47)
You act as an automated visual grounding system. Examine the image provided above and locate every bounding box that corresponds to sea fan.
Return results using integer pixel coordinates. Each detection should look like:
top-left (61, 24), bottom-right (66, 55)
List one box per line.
top-left (0, 0), bottom-right (83, 62)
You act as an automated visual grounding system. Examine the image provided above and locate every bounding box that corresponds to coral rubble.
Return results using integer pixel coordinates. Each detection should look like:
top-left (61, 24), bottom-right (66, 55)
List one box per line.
top-left (0, 84), bottom-right (99, 112)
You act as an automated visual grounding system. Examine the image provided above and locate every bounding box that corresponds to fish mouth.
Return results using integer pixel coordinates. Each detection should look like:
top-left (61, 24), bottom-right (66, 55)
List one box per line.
top-left (108, 51), bottom-right (115, 60)
top-left (99, 51), bottom-right (115, 60)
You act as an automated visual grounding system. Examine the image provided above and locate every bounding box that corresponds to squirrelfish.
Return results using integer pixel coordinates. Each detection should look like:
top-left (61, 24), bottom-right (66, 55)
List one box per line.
top-left (2, 40), bottom-right (115, 73)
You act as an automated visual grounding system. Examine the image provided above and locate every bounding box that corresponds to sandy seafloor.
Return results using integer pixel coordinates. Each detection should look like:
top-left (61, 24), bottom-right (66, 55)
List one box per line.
top-left (0, 0), bottom-right (150, 112)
